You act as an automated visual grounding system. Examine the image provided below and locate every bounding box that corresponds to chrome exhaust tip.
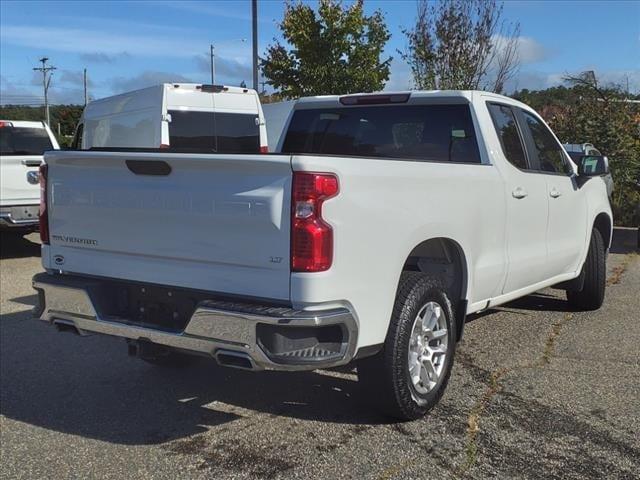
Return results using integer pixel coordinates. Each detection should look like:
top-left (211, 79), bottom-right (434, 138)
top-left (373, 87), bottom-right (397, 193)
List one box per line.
top-left (215, 350), bottom-right (256, 371)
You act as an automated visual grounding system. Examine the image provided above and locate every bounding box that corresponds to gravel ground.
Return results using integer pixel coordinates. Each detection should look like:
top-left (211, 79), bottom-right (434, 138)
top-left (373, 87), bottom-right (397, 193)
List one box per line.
top-left (1, 229), bottom-right (638, 480)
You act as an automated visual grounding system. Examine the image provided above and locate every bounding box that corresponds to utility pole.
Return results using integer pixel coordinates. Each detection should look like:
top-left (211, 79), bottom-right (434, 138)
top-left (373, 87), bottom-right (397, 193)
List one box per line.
top-left (210, 44), bottom-right (215, 84)
top-left (33, 57), bottom-right (56, 126)
top-left (83, 68), bottom-right (88, 106)
top-left (252, 0), bottom-right (258, 91)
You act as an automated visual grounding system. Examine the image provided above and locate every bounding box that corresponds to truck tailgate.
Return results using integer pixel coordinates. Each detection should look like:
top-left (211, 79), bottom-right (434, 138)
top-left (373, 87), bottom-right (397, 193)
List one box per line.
top-left (43, 151), bottom-right (292, 300)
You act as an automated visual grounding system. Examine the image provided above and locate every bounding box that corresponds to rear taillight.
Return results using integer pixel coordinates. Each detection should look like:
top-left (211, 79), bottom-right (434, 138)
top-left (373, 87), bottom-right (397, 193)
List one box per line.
top-left (291, 172), bottom-right (339, 272)
top-left (260, 145), bottom-right (269, 153)
top-left (39, 164), bottom-right (49, 244)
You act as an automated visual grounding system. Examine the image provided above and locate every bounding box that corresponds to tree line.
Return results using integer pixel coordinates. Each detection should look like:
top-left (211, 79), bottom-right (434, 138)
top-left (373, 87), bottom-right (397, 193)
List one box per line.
top-left (0, 104), bottom-right (82, 146)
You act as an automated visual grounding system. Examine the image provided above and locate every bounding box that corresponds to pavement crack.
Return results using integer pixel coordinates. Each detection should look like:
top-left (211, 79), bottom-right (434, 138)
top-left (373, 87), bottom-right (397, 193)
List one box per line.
top-left (458, 312), bottom-right (574, 476)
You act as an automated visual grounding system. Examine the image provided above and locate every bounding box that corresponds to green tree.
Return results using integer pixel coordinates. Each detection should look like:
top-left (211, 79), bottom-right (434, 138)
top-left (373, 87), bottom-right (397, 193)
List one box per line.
top-left (515, 75), bottom-right (640, 226)
top-left (261, 0), bottom-right (392, 98)
top-left (401, 0), bottom-right (520, 93)
top-left (552, 75), bottom-right (639, 226)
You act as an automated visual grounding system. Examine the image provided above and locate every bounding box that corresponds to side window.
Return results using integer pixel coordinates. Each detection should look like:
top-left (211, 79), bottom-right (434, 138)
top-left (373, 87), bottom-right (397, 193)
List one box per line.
top-left (487, 103), bottom-right (528, 170)
top-left (521, 111), bottom-right (570, 174)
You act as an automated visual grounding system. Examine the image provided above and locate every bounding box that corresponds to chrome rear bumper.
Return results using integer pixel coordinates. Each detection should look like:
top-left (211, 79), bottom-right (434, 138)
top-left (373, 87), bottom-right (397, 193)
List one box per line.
top-left (32, 273), bottom-right (358, 371)
top-left (0, 205), bottom-right (39, 228)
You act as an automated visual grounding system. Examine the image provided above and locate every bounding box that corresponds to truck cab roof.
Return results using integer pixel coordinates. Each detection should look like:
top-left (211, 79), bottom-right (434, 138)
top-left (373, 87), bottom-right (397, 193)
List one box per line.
top-left (0, 120), bottom-right (47, 129)
top-left (292, 90), bottom-right (534, 113)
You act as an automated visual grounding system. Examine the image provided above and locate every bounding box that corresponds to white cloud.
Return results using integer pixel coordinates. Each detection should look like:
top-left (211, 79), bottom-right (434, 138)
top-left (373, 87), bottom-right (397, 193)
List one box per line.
top-left (193, 55), bottom-right (252, 83)
top-left (155, 0), bottom-right (273, 24)
top-left (492, 35), bottom-right (549, 65)
top-left (383, 58), bottom-right (412, 92)
top-left (1, 25), bottom-right (205, 58)
top-left (108, 71), bottom-right (194, 94)
top-left (59, 70), bottom-right (95, 88)
top-left (79, 52), bottom-right (131, 64)
top-left (514, 36), bottom-right (549, 64)
top-left (0, 75), bottom-right (84, 105)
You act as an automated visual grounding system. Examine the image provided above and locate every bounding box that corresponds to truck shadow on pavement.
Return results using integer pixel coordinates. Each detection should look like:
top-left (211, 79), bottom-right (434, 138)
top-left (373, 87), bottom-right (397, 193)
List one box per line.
top-left (0, 289), bottom-right (581, 447)
top-left (0, 308), bottom-right (386, 446)
top-left (0, 233), bottom-right (40, 259)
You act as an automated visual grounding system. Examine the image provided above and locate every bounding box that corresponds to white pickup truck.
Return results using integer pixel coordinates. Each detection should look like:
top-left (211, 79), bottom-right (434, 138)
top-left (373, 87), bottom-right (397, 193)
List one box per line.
top-left (33, 91), bottom-right (612, 420)
top-left (0, 120), bottom-right (59, 231)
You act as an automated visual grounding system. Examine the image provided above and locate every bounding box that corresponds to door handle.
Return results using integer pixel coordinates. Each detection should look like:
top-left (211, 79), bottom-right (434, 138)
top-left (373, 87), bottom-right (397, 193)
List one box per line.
top-left (549, 188), bottom-right (562, 198)
top-left (21, 159), bottom-right (42, 167)
top-left (512, 187), bottom-right (528, 199)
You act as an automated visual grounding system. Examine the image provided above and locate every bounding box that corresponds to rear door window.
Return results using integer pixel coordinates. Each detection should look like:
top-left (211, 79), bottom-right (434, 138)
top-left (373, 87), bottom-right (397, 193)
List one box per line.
top-left (281, 104), bottom-right (481, 163)
top-left (0, 126), bottom-right (53, 155)
top-left (487, 103), bottom-right (528, 170)
top-left (168, 110), bottom-right (260, 153)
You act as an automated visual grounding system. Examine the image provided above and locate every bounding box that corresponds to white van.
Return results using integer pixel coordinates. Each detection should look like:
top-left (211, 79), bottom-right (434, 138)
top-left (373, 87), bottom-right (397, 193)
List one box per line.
top-left (262, 100), bottom-right (295, 152)
top-left (74, 84), bottom-right (268, 153)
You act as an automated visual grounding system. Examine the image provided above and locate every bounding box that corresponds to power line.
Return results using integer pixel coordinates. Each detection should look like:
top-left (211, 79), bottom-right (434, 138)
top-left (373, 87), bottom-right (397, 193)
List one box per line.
top-left (32, 57), bottom-right (56, 125)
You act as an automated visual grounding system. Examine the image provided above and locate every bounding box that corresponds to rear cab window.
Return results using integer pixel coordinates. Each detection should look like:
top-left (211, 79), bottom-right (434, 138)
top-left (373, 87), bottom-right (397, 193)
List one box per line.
top-left (281, 104), bottom-right (481, 163)
top-left (0, 125), bottom-right (53, 156)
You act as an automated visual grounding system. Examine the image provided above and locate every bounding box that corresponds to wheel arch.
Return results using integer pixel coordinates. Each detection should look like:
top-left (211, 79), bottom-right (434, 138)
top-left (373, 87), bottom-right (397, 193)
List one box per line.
top-left (593, 212), bottom-right (612, 251)
top-left (400, 237), bottom-right (469, 341)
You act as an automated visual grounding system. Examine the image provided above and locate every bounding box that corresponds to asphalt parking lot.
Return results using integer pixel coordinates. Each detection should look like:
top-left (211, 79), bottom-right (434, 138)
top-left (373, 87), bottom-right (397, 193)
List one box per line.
top-left (1, 229), bottom-right (639, 480)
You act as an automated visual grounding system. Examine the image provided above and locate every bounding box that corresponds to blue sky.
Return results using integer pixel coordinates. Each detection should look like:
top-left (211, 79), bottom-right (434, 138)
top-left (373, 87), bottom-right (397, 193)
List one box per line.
top-left (1, 0), bottom-right (639, 105)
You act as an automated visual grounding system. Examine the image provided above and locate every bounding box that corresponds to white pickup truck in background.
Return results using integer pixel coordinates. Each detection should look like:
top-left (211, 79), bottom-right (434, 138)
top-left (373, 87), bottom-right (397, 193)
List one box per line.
top-left (0, 120), bottom-right (59, 232)
top-left (33, 91), bottom-right (612, 420)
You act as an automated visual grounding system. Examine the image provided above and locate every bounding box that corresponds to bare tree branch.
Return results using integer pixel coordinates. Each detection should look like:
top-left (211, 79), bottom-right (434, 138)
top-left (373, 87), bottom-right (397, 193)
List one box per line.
top-left (401, 0), bottom-right (521, 93)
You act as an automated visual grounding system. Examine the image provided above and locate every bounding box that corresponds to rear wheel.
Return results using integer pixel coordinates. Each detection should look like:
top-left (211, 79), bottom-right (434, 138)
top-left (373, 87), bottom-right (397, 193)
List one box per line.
top-left (358, 272), bottom-right (456, 420)
top-left (567, 229), bottom-right (606, 310)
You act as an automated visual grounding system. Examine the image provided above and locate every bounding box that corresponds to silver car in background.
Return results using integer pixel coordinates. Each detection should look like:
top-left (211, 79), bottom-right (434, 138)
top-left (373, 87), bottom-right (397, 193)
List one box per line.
top-left (563, 143), bottom-right (614, 199)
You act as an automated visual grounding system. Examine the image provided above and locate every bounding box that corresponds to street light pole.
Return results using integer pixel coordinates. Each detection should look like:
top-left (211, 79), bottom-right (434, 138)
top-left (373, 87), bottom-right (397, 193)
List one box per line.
top-left (252, 0), bottom-right (258, 91)
top-left (208, 39), bottom-right (246, 86)
top-left (83, 68), bottom-right (88, 106)
top-left (210, 44), bottom-right (215, 85)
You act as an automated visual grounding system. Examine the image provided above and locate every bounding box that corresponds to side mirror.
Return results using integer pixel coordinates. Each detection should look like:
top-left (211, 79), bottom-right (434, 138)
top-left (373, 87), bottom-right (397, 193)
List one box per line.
top-left (578, 155), bottom-right (609, 177)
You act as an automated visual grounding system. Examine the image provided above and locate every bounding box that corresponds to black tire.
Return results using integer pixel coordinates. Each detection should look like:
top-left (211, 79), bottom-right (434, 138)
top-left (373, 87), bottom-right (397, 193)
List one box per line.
top-left (358, 272), bottom-right (456, 420)
top-left (141, 350), bottom-right (198, 368)
top-left (567, 228), bottom-right (606, 310)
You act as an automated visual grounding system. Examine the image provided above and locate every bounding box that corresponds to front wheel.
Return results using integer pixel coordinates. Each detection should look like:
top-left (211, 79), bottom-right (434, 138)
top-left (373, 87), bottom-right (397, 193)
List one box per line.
top-left (567, 228), bottom-right (606, 310)
top-left (358, 272), bottom-right (456, 420)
